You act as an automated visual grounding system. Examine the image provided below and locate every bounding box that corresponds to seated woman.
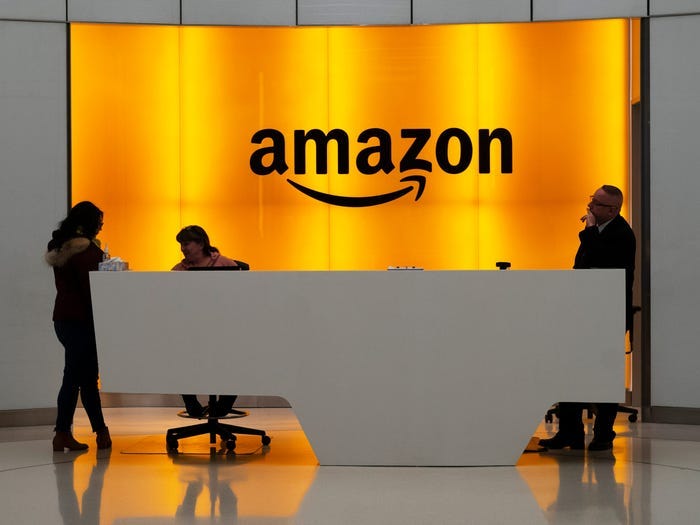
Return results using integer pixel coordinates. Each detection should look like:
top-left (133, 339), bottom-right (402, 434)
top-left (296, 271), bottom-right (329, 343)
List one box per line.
top-left (172, 225), bottom-right (240, 271)
top-left (172, 225), bottom-right (239, 417)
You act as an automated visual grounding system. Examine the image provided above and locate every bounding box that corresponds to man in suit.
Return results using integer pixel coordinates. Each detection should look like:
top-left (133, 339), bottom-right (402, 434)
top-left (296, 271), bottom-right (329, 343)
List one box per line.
top-left (539, 185), bottom-right (636, 452)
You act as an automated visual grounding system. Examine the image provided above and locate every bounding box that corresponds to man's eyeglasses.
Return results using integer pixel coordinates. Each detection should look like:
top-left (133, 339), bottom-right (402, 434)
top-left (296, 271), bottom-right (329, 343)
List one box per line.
top-left (589, 197), bottom-right (617, 209)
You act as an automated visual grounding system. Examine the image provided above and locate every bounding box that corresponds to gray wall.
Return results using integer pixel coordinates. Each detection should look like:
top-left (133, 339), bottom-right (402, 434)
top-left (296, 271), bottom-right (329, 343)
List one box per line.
top-left (0, 19), bottom-right (67, 410)
top-left (649, 13), bottom-right (700, 412)
top-left (1, 0), bottom-right (699, 418)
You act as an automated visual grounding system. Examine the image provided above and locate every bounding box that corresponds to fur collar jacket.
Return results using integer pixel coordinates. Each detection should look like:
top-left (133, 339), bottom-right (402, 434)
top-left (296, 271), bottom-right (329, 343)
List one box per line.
top-left (46, 237), bottom-right (103, 322)
top-left (45, 237), bottom-right (92, 268)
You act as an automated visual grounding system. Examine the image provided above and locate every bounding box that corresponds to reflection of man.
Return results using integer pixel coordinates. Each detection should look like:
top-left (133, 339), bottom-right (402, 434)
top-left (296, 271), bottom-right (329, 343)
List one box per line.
top-left (540, 185), bottom-right (636, 452)
top-left (544, 457), bottom-right (627, 523)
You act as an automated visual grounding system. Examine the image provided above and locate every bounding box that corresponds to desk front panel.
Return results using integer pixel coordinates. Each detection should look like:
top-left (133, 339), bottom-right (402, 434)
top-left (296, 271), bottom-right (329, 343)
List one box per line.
top-left (91, 270), bottom-right (625, 465)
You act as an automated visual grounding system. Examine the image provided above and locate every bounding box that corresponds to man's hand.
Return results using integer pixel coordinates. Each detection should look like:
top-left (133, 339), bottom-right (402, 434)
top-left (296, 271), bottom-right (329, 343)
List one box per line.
top-left (580, 210), bottom-right (596, 227)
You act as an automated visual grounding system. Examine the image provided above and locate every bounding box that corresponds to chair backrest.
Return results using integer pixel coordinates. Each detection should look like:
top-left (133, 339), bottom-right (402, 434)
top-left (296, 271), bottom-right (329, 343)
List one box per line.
top-left (233, 260), bottom-right (250, 271)
top-left (187, 261), bottom-right (250, 272)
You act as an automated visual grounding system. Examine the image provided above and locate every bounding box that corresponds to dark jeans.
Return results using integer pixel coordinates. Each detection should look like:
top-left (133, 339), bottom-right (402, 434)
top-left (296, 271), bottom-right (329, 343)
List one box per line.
top-left (54, 321), bottom-right (107, 433)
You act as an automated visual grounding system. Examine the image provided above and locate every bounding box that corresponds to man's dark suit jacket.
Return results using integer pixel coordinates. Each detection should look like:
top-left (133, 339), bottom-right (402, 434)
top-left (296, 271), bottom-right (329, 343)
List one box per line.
top-left (574, 214), bottom-right (636, 331)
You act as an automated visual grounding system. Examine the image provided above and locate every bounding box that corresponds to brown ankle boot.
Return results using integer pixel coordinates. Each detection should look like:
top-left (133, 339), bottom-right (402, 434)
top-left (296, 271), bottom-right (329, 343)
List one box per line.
top-left (53, 431), bottom-right (89, 452)
top-left (96, 427), bottom-right (112, 449)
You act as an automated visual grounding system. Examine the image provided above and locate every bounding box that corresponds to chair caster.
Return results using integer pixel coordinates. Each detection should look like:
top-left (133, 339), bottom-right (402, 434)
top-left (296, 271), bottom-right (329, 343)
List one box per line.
top-left (262, 435), bottom-right (271, 446)
top-left (628, 413), bottom-right (638, 422)
top-left (225, 438), bottom-right (237, 451)
top-left (167, 439), bottom-right (179, 452)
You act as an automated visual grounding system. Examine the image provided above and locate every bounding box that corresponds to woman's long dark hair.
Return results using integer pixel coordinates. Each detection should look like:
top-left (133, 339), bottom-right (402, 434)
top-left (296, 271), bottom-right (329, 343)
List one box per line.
top-left (48, 201), bottom-right (103, 251)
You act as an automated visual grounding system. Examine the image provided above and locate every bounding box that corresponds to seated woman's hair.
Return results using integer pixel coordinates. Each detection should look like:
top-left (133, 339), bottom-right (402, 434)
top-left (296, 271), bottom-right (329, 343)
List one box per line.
top-left (176, 225), bottom-right (218, 256)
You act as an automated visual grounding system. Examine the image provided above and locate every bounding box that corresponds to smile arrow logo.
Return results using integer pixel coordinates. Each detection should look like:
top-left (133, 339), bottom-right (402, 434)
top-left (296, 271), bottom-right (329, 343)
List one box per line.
top-left (286, 175), bottom-right (426, 207)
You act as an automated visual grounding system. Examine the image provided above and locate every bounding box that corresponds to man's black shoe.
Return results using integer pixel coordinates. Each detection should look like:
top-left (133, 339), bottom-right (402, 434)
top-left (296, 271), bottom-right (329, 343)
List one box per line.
top-left (190, 405), bottom-right (209, 418)
top-left (185, 405), bottom-right (208, 418)
top-left (588, 439), bottom-right (613, 451)
top-left (538, 434), bottom-right (585, 450)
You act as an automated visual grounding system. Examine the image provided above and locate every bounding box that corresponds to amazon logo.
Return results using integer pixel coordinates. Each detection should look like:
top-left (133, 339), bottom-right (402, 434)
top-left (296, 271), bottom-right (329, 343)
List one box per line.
top-left (250, 127), bottom-right (513, 207)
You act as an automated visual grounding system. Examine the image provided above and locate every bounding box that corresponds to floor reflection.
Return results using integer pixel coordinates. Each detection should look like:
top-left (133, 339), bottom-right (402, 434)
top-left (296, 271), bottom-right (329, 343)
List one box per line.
top-left (48, 415), bottom-right (318, 524)
top-left (529, 453), bottom-right (628, 524)
top-left (3, 408), bottom-right (700, 525)
top-left (54, 449), bottom-right (111, 525)
top-left (172, 456), bottom-right (240, 522)
top-left (168, 451), bottom-right (317, 523)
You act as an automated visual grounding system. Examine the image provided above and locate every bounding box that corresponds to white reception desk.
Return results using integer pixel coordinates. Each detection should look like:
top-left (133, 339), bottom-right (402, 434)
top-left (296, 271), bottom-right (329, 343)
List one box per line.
top-left (90, 270), bottom-right (625, 466)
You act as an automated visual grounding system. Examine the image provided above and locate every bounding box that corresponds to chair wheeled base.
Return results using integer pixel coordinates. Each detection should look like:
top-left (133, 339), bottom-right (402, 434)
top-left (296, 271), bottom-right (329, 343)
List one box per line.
top-left (166, 395), bottom-right (271, 453)
top-left (545, 402), bottom-right (638, 423)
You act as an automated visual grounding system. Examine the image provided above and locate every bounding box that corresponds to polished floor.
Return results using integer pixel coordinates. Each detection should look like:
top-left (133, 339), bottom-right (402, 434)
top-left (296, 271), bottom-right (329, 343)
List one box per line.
top-left (1, 407), bottom-right (700, 524)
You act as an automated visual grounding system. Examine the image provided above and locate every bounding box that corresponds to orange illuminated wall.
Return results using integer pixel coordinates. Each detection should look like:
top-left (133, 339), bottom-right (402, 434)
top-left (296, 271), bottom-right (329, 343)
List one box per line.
top-left (71, 20), bottom-right (631, 271)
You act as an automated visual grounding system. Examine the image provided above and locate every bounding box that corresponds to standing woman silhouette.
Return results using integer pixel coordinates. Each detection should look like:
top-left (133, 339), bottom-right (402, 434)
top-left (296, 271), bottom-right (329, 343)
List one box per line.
top-left (45, 201), bottom-right (111, 451)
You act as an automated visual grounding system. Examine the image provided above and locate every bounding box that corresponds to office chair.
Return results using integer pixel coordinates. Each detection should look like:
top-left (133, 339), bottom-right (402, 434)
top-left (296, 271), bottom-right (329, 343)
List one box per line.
top-left (544, 306), bottom-right (641, 424)
top-left (166, 260), bottom-right (271, 453)
top-left (166, 394), bottom-right (271, 453)
top-left (616, 306), bottom-right (642, 422)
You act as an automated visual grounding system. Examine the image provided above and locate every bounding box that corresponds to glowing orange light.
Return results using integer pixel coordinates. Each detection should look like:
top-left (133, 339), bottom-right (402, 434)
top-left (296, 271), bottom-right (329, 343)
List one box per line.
top-left (71, 20), bottom-right (631, 271)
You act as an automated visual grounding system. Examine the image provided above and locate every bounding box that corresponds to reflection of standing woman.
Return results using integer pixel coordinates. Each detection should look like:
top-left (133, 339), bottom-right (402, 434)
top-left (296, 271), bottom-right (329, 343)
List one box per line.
top-left (45, 201), bottom-right (111, 451)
